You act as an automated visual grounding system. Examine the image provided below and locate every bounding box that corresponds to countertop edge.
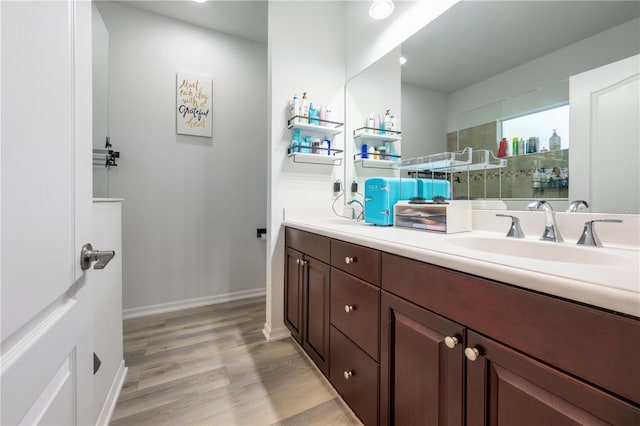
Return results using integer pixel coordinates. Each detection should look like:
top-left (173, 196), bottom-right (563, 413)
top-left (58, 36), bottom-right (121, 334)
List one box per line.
top-left (283, 220), bottom-right (640, 319)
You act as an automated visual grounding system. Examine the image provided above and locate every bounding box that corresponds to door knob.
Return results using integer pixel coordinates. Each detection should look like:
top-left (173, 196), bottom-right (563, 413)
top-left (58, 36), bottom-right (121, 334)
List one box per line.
top-left (81, 243), bottom-right (115, 270)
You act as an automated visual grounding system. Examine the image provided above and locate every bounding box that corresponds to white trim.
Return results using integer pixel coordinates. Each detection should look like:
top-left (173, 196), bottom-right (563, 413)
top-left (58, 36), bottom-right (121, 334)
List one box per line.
top-left (95, 360), bottom-right (127, 426)
top-left (262, 322), bottom-right (291, 342)
top-left (122, 288), bottom-right (266, 320)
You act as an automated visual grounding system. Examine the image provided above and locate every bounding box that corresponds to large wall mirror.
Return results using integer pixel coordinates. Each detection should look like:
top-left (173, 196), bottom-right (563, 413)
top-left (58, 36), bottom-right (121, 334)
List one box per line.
top-left (346, 1), bottom-right (640, 214)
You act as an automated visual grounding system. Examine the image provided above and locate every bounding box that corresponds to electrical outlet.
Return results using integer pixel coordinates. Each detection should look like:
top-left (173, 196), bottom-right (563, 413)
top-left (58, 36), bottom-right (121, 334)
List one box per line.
top-left (333, 181), bottom-right (342, 192)
top-left (351, 181), bottom-right (358, 193)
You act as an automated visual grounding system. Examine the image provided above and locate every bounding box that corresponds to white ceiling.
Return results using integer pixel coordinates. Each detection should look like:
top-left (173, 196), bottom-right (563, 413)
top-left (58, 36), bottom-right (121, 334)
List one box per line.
top-left (113, 0), bottom-right (268, 44)
top-left (401, 1), bottom-right (640, 94)
top-left (111, 0), bottom-right (640, 94)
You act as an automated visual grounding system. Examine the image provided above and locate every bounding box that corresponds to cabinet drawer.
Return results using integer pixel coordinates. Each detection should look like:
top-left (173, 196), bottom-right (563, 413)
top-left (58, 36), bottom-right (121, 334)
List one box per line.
top-left (330, 326), bottom-right (379, 426)
top-left (331, 268), bottom-right (380, 360)
top-left (285, 227), bottom-right (330, 264)
top-left (331, 239), bottom-right (380, 285)
top-left (381, 252), bottom-right (640, 405)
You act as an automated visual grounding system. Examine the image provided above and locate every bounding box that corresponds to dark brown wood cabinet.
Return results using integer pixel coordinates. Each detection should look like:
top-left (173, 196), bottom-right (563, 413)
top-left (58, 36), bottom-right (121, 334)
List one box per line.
top-left (284, 227), bottom-right (640, 425)
top-left (380, 251), bottom-right (640, 425)
top-left (380, 291), bottom-right (464, 426)
top-left (284, 229), bottom-right (331, 376)
top-left (284, 247), bottom-right (303, 344)
top-left (302, 255), bottom-right (330, 375)
top-left (465, 330), bottom-right (640, 426)
top-left (330, 325), bottom-right (380, 426)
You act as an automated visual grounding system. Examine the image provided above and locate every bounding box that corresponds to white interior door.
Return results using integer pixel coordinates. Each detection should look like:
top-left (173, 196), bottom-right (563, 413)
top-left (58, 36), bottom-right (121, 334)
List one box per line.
top-left (569, 54), bottom-right (640, 214)
top-left (1, 1), bottom-right (94, 424)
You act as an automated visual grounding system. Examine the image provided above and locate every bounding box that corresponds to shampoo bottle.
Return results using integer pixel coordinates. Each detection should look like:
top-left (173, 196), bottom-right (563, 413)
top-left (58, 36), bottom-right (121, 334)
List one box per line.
top-left (384, 110), bottom-right (392, 135)
top-left (324, 108), bottom-right (332, 126)
top-left (498, 137), bottom-right (508, 157)
top-left (319, 105), bottom-right (326, 125)
top-left (291, 95), bottom-right (300, 123)
top-left (367, 114), bottom-right (375, 133)
top-left (308, 103), bottom-right (319, 125)
top-left (301, 92), bottom-right (309, 123)
top-left (373, 114), bottom-right (381, 133)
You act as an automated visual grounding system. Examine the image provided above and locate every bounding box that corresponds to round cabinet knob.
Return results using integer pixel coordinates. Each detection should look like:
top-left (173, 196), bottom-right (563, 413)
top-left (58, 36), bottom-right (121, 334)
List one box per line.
top-left (444, 336), bottom-right (459, 349)
top-left (296, 258), bottom-right (300, 265)
top-left (464, 347), bottom-right (480, 362)
top-left (344, 305), bottom-right (354, 313)
top-left (345, 256), bottom-right (356, 265)
top-left (343, 370), bottom-right (353, 380)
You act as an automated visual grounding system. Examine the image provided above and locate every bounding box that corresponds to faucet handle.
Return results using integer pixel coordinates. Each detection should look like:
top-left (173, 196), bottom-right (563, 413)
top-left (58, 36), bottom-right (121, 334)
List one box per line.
top-left (567, 200), bottom-right (589, 212)
top-left (496, 214), bottom-right (525, 238)
top-left (577, 219), bottom-right (623, 247)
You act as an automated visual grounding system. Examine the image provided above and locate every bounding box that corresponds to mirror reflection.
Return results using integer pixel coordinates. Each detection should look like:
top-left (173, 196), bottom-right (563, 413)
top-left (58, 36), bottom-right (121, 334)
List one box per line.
top-left (347, 0), bottom-right (640, 213)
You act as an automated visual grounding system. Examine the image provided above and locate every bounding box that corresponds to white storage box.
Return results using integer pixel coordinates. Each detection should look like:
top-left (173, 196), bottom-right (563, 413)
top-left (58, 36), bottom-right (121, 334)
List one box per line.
top-left (394, 200), bottom-right (472, 233)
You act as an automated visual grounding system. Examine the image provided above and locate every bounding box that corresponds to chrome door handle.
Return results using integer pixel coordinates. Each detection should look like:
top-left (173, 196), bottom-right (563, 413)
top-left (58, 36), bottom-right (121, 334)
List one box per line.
top-left (81, 243), bottom-right (115, 270)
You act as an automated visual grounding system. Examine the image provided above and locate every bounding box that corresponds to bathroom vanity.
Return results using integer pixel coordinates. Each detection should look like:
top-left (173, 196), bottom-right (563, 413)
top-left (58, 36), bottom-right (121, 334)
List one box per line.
top-left (283, 218), bottom-right (640, 425)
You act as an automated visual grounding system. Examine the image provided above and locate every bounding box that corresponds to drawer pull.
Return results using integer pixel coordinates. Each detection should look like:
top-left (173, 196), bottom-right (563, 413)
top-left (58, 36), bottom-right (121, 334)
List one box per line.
top-left (296, 258), bottom-right (300, 265)
top-left (345, 256), bottom-right (357, 264)
top-left (444, 336), bottom-right (459, 349)
top-left (344, 305), bottom-right (354, 313)
top-left (343, 370), bottom-right (353, 380)
top-left (464, 347), bottom-right (480, 361)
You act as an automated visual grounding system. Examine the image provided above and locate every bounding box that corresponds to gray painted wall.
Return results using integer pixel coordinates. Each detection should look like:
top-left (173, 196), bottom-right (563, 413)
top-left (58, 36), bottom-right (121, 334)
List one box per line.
top-left (97, 2), bottom-right (267, 310)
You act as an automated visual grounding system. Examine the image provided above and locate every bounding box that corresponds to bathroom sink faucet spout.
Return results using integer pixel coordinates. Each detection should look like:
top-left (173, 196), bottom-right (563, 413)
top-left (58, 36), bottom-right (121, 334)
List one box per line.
top-left (528, 200), bottom-right (563, 242)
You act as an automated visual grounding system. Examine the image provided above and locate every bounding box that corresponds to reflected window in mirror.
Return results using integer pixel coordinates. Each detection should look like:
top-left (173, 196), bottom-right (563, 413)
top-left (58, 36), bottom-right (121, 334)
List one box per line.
top-left (501, 104), bottom-right (569, 154)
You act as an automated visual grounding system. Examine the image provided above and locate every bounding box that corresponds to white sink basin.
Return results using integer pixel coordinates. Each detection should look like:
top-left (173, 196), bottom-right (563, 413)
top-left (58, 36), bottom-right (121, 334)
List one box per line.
top-left (445, 236), bottom-right (630, 266)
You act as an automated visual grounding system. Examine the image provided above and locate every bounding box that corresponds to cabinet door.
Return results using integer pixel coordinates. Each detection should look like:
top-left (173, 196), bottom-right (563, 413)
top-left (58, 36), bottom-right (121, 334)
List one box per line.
top-left (380, 291), bottom-right (464, 426)
top-left (465, 330), bottom-right (640, 426)
top-left (302, 256), bottom-right (331, 377)
top-left (284, 247), bottom-right (303, 343)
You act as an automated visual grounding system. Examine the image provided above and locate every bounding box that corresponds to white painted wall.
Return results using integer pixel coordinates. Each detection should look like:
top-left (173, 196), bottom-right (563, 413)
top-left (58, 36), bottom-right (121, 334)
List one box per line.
top-left (90, 200), bottom-right (124, 424)
top-left (401, 82), bottom-right (447, 157)
top-left (447, 17), bottom-right (640, 132)
top-left (92, 4), bottom-right (109, 198)
top-left (265, 1), bottom-right (346, 340)
top-left (97, 2), bottom-right (267, 310)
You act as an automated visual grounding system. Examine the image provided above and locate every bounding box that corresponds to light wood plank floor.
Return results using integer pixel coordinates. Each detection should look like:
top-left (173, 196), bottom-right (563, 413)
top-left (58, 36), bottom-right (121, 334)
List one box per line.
top-left (111, 296), bottom-right (361, 426)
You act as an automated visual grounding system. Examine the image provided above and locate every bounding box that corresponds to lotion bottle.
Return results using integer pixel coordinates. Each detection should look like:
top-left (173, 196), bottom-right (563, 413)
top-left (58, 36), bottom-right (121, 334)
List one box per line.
top-left (549, 129), bottom-right (561, 151)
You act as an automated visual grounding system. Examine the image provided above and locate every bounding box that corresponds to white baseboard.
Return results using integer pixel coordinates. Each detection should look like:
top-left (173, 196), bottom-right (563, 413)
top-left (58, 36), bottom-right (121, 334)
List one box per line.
top-left (123, 288), bottom-right (266, 320)
top-left (96, 360), bottom-right (127, 426)
top-left (262, 322), bottom-right (291, 341)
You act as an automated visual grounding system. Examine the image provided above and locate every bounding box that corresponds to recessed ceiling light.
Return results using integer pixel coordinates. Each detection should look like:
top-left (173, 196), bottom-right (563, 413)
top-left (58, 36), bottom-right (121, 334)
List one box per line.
top-left (193, 0), bottom-right (207, 3)
top-left (400, 57), bottom-right (407, 65)
top-left (369, 0), bottom-right (395, 20)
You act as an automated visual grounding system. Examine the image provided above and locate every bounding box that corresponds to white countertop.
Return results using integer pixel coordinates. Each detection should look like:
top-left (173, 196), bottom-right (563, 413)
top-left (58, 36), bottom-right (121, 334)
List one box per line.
top-left (283, 216), bottom-right (640, 318)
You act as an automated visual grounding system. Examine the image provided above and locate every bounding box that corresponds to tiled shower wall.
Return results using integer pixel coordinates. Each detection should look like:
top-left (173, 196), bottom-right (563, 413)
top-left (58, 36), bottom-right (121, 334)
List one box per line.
top-left (447, 122), bottom-right (569, 200)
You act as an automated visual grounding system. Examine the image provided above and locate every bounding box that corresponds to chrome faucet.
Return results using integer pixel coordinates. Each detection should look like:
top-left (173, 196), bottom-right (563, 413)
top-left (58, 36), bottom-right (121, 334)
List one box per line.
top-left (347, 199), bottom-right (364, 220)
top-left (567, 200), bottom-right (589, 212)
top-left (577, 219), bottom-right (623, 247)
top-left (527, 200), bottom-right (563, 242)
top-left (495, 214), bottom-right (525, 238)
